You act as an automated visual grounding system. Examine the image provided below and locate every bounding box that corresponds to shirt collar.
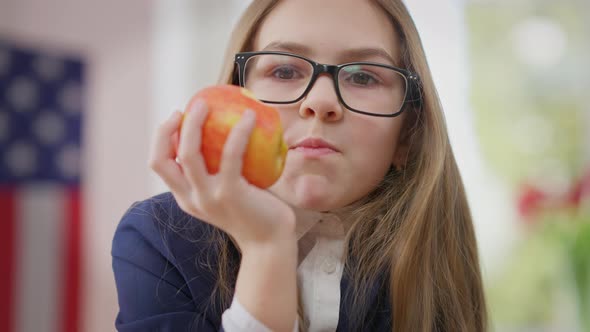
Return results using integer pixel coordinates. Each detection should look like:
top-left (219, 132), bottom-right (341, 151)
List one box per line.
top-left (291, 200), bottom-right (364, 240)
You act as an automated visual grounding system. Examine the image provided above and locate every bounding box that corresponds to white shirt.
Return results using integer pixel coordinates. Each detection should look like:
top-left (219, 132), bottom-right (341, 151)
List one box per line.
top-left (221, 203), bottom-right (359, 332)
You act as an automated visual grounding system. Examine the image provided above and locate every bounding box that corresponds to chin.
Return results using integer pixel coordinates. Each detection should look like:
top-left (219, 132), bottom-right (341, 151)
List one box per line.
top-left (270, 173), bottom-right (339, 211)
top-left (294, 194), bottom-right (332, 211)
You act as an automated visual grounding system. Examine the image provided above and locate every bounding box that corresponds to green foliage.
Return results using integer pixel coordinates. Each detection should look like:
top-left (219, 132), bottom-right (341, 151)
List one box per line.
top-left (466, 1), bottom-right (590, 185)
top-left (466, 2), bottom-right (590, 329)
top-left (486, 212), bottom-right (590, 329)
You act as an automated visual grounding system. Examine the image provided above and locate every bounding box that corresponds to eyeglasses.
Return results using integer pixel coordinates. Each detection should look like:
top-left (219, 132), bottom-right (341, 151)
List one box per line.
top-left (233, 51), bottom-right (421, 117)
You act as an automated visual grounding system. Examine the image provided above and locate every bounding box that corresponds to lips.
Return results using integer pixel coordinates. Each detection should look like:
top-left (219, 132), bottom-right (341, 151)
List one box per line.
top-left (290, 137), bottom-right (340, 152)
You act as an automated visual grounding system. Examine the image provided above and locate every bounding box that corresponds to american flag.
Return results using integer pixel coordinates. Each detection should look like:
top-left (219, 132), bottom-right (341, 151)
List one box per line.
top-left (0, 40), bottom-right (84, 332)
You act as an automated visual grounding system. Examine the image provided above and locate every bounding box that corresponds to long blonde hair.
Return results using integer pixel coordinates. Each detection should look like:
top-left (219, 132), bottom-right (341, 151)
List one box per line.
top-left (205, 1), bottom-right (489, 331)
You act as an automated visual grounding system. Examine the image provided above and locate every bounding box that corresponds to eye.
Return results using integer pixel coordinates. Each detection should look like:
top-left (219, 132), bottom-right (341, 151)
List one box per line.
top-left (341, 65), bottom-right (382, 87)
top-left (271, 66), bottom-right (300, 80)
top-left (348, 72), bottom-right (378, 86)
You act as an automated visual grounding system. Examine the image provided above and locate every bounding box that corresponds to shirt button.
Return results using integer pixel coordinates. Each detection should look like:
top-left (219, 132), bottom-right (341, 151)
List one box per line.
top-left (322, 257), bottom-right (337, 274)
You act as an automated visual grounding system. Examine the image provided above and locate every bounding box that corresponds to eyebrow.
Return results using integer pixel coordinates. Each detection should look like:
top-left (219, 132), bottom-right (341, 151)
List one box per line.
top-left (261, 41), bottom-right (399, 66)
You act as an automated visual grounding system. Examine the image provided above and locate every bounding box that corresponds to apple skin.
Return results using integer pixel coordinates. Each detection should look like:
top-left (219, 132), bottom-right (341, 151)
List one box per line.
top-left (180, 85), bottom-right (287, 189)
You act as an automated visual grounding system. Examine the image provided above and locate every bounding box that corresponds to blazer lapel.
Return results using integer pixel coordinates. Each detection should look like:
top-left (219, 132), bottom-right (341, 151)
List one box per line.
top-left (337, 269), bottom-right (392, 331)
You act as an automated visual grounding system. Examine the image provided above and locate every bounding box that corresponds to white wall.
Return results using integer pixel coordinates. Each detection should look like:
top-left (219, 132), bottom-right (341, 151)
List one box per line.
top-left (0, 0), bottom-right (154, 331)
top-left (151, 0), bottom-right (250, 194)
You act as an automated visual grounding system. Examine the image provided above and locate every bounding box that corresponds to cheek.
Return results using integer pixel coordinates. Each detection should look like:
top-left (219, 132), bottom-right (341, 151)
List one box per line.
top-left (348, 119), bottom-right (399, 164)
top-left (274, 106), bottom-right (304, 147)
top-left (351, 136), bottom-right (395, 177)
top-left (275, 105), bottom-right (299, 128)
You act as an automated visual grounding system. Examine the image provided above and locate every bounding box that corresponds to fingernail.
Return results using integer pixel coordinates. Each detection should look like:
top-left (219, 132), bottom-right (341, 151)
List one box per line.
top-left (243, 109), bottom-right (255, 121)
top-left (169, 110), bottom-right (180, 119)
top-left (191, 99), bottom-right (206, 112)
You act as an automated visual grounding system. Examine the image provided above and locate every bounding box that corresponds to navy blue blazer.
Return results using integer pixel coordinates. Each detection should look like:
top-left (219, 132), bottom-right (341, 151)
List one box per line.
top-left (112, 192), bottom-right (392, 331)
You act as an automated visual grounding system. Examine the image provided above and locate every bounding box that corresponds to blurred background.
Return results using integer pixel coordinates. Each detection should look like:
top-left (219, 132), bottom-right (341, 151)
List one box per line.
top-left (0, 0), bottom-right (588, 331)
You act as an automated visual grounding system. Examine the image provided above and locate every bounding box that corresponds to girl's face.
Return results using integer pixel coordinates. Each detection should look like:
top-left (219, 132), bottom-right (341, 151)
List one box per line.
top-left (256, 0), bottom-right (407, 211)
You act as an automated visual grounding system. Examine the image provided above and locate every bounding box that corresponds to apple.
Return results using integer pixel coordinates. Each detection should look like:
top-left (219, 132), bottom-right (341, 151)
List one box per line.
top-left (179, 85), bottom-right (287, 189)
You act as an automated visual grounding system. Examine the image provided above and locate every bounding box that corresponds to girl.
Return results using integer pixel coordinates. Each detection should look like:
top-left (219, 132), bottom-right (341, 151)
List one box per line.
top-left (111, 0), bottom-right (488, 331)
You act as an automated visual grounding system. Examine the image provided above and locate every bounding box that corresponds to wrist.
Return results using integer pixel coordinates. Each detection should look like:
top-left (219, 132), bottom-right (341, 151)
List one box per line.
top-left (237, 211), bottom-right (298, 253)
top-left (236, 233), bottom-right (298, 332)
top-left (241, 232), bottom-right (298, 260)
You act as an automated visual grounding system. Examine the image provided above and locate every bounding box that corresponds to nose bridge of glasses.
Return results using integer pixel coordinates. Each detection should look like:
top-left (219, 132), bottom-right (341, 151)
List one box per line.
top-left (307, 63), bottom-right (340, 93)
top-left (313, 63), bottom-right (338, 78)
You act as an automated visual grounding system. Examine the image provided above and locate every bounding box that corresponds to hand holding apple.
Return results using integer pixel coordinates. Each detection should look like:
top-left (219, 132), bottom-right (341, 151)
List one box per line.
top-left (148, 85), bottom-right (298, 332)
top-left (179, 85), bottom-right (287, 189)
top-left (150, 84), bottom-right (297, 248)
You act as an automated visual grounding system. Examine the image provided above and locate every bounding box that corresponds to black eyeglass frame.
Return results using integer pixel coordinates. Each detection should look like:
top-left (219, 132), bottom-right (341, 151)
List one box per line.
top-left (233, 51), bottom-right (422, 117)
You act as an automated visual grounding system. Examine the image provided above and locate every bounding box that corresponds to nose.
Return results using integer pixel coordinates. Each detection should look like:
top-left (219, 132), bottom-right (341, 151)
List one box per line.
top-left (298, 74), bottom-right (344, 122)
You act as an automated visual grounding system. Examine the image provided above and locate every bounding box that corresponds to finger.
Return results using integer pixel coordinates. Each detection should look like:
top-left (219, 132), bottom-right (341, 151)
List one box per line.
top-left (177, 99), bottom-right (210, 189)
top-left (219, 109), bottom-right (256, 184)
top-left (172, 131), bottom-right (180, 157)
top-left (149, 111), bottom-right (190, 193)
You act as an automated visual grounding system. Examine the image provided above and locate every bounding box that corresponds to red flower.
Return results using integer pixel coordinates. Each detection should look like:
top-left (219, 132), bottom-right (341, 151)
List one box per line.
top-left (518, 183), bottom-right (548, 221)
top-left (565, 167), bottom-right (590, 209)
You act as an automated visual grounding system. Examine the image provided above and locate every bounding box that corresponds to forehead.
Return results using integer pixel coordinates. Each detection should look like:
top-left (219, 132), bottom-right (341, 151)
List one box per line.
top-left (252, 0), bottom-right (400, 64)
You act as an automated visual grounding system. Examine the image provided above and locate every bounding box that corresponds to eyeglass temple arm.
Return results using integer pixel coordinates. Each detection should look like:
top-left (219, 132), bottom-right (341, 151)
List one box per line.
top-left (231, 64), bottom-right (240, 85)
top-left (406, 74), bottom-right (423, 109)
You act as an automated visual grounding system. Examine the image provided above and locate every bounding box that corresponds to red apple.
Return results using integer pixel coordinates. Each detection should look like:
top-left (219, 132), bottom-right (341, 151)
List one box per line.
top-left (179, 85), bottom-right (287, 189)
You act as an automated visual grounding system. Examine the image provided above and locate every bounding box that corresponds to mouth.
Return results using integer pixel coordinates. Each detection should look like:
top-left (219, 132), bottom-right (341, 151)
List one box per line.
top-left (289, 137), bottom-right (340, 157)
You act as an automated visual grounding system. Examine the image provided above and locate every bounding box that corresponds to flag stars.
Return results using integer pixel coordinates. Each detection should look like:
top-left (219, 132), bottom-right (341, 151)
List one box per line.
top-left (0, 44), bottom-right (83, 184)
top-left (58, 82), bottom-right (83, 114)
top-left (56, 143), bottom-right (81, 179)
top-left (33, 111), bottom-right (66, 146)
top-left (0, 48), bottom-right (10, 77)
top-left (6, 76), bottom-right (39, 112)
top-left (0, 110), bottom-right (9, 143)
top-left (4, 141), bottom-right (38, 177)
top-left (33, 55), bottom-right (65, 82)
